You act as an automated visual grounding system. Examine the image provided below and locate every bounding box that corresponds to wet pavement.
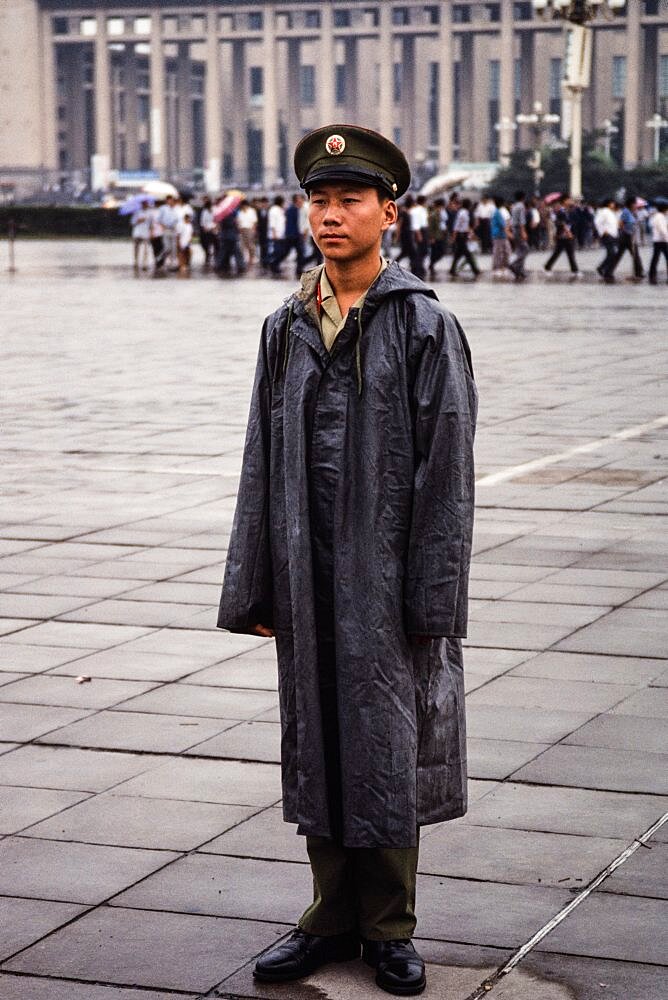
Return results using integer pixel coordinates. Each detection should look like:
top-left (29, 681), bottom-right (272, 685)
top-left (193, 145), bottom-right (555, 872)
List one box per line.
top-left (0, 239), bottom-right (667, 1000)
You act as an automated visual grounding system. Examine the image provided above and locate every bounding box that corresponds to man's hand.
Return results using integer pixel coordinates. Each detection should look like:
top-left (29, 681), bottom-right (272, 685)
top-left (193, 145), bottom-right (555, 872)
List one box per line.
top-left (253, 624), bottom-right (275, 638)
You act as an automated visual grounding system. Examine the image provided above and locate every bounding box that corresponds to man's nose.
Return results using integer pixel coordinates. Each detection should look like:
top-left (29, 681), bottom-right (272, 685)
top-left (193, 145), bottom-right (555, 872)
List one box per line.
top-left (322, 203), bottom-right (343, 225)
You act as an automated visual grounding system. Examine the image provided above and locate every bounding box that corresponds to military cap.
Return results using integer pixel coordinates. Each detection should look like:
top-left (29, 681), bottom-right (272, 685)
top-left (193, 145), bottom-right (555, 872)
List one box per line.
top-left (294, 124), bottom-right (411, 200)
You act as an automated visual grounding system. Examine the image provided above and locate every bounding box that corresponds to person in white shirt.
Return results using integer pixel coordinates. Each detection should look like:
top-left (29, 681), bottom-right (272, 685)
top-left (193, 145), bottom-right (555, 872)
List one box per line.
top-left (148, 204), bottom-right (166, 272)
top-left (594, 197), bottom-right (619, 283)
top-left (449, 198), bottom-right (480, 279)
top-left (474, 195), bottom-right (494, 254)
top-left (648, 203), bottom-right (668, 285)
top-left (131, 199), bottom-right (151, 272)
top-left (238, 200), bottom-right (259, 265)
top-left (268, 195), bottom-right (287, 275)
top-left (176, 207), bottom-right (194, 275)
top-left (198, 196), bottom-right (218, 267)
top-left (157, 195), bottom-right (179, 269)
top-left (408, 195), bottom-right (429, 278)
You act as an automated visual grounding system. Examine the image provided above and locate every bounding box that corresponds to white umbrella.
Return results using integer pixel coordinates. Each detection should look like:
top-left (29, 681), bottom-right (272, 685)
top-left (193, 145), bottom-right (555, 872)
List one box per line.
top-left (420, 172), bottom-right (471, 198)
top-left (141, 180), bottom-right (179, 200)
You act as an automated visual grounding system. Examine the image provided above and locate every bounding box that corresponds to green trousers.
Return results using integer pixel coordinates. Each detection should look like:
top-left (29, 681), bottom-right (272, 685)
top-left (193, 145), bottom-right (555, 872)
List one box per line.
top-left (298, 835), bottom-right (419, 941)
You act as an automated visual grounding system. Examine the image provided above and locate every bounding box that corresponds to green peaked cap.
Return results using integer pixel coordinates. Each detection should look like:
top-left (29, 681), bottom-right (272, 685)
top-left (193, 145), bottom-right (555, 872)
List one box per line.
top-left (294, 124), bottom-right (411, 199)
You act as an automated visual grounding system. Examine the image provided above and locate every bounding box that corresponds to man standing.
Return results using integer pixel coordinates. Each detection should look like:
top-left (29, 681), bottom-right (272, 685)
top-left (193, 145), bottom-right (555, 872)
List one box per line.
top-left (268, 194), bottom-right (288, 275)
top-left (449, 197), bottom-right (481, 279)
top-left (595, 197), bottom-right (619, 284)
top-left (543, 195), bottom-right (581, 277)
top-left (609, 196), bottom-right (644, 282)
top-left (218, 124), bottom-right (477, 997)
top-left (509, 190), bottom-right (529, 280)
top-left (648, 201), bottom-right (668, 284)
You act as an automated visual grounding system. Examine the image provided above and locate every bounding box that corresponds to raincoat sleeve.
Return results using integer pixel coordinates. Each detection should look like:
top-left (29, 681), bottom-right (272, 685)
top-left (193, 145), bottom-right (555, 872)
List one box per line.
top-left (404, 308), bottom-right (477, 638)
top-left (217, 319), bottom-right (275, 634)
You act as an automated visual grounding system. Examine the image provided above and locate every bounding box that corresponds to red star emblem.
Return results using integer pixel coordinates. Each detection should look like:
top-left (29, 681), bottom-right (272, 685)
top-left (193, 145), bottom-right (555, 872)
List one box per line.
top-left (325, 134), bottom-right (346, 156)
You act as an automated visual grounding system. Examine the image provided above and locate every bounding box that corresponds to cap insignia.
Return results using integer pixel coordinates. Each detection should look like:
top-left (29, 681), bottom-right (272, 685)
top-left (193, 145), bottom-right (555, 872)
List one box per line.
top-left (325, 134), bottom-right (346, 156)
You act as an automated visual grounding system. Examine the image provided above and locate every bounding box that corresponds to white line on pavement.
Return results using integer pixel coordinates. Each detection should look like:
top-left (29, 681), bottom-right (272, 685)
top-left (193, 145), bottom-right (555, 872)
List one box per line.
top-left (476, 414), bottom-right (668, 488)
top-left (465, 810), bottom-right (668, 1000)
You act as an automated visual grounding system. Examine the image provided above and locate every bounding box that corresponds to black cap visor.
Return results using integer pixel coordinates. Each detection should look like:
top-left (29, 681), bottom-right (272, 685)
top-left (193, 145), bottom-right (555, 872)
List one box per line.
top-left (302, 165), bottom-right (397, 199)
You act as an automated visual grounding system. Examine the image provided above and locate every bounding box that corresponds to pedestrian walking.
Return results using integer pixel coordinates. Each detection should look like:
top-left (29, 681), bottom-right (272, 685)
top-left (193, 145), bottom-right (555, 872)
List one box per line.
top-left (147, 203), bottom-right (166, 273)
top-left (255, 196), bottom-right (271, 270)
top-left (648, 201), bottom-right (668, 284)
top-left (428, 197), bottom-right (448, 276)
top-left (268, 195), bottom-right (287, 275)
top-left (490, 195), bottom-right (512, 275)
top-left (509, 190), bottom-right (529, 280)
top-left (238, 199), bottom-right (258, 266)
top-left (474, 194), bottom-right (494, 254)
top-left (395, 195), bottom-right (415, 266)
top-left (408, 194), bottom-right (429, 279)
top-left (157, 195), bottom-right (179, 270)
top-left (595, 197), bottom-right (619, 283)
top-left (218, 123), bottom-right (477, 997)
top-left (450, 198), bottom-right (480, 278)
top-left (198, 197), bottom-right (218, 268)
top-left (216, 208), bottom-right (246, 276)
top-left (609, 197), bottom-right (644, 281)
top-left (284, 193), bottom-right (307, 277)
top-left (544, 195), bottom-right (581, 276)
top-left (176, 207), bottom-right (193, 276)
top-left (130, 199), bottom-right (151, 272)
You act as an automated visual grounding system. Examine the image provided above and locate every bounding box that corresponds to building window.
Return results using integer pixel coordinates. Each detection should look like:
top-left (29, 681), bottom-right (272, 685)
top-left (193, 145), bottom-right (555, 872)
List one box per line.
top-left (248, 12), bottom-right (263, 31)
top-left (365, 7), bottom-right (380, 27)
top-left (452, 5), bottom-right (471, 23)
top-left (645, 0), bottom-right (659, 13)
top-left (489, 59), bottom-right (500, 101)
top-left (393, 127), bottom-right (402, 147)
top-left (612, 55), bottom-right (627, 99)
top-left (53, 17), bottom-right (69, 35)
top-left (80, 18), bottom-right (96, 37)
top-left (393, 7), bottom-right (410, 25)
top-left (426, 6), bottom-right (441, 25)
top-left (300, 64), bottom-right (316, 105)
top-left (335, 64), bottom-right (346, 104)
top-left (514, 58), bottom-right (521, 115)
top-left (134, 17), bottom-right (151, 35)
top-left (305, 10), bottom-right (321, 28)
top-left (486, 3), bottom-right (501, 21)
top-left (513, 1), bottom-right (533, 19)
top-left (549, 57), bottom-right (562, 120)
top-left (393, 62), bottom-right (403, 103)
top-left (333, 10), bottom-right (352, 28)
top-left (107, 18), bottom-right (125, 37)
top-left (250, 66), bottom-right (263, 104)
top-left (453, 61), bottom-right (461, 152)
top-left (659, 54), bottom-right (668, 97)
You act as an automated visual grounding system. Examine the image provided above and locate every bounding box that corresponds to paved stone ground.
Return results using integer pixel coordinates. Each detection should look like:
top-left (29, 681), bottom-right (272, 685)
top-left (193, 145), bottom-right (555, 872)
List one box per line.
top-left (0, 239), bottom-right (667, 1000)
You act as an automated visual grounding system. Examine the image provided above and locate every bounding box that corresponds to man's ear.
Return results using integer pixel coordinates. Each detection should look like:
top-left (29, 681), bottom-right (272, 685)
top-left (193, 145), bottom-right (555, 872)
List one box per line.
top-left (381, 200), bottom-right (398, 230)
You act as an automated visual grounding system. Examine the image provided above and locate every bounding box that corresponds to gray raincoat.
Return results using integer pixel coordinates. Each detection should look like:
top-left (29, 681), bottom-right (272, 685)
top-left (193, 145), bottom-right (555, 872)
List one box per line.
top-left (218, 261), bottom-right (477, 848)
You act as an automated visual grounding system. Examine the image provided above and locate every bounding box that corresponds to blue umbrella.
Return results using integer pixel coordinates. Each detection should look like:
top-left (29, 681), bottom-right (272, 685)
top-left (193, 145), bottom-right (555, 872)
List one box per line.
top-left (118, 194), bottom-right (155, 216)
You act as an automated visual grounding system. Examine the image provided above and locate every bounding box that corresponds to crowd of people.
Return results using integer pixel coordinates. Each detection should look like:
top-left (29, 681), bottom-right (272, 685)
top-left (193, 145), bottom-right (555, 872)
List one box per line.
top-left (129, 188), bottom-right (668, 285)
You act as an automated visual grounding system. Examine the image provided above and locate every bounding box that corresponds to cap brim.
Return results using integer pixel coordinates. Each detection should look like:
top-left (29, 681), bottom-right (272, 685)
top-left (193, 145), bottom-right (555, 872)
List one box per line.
top-left (302, 166), bottom-right (398, 199)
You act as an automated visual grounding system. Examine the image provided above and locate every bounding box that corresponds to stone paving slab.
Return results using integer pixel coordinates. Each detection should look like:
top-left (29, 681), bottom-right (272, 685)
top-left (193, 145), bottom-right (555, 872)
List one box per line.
top-left (0, 836), bottom-right (178, 904)
top-left (466, 738), bottom-right (550, 780)
top-left (48, 647), bottom-right (220, 681)
top-left (0, 644), bottom-right (92, 673)
top-left (563, 713), bottom-right (668, 753)
top-left (0, 785), bottom-right (89, 834)
top-left (3, 906), bottom-right (285, 993)
top-left (113, 682), bottom-right (278, 720)
top-left (23, 793), bottom-right (256, 852)
top-left (113, 756), bottom-right (282, 806)
top-left (513, 744), bottom-right (668, 795)
top-left (509, 651), bottom-right (667, 685)
top-left (600, 839), bottom-right (668, 900)
top-left (37, 708), bottom-right (237, 754)
top-left (187, 721), bottom-right (281, 762)
top-left (0, 898), bottom-right (87, 962)
top-left (0, 702), bottom-right (93, 742)
top-left (201, 807), bottom-right (305, 862)
top-left (465, 675), bottom-right (636, 714)
top-left (0, 977), bottom-right (195, 1000)
top-left (0, 673), bottom-right (158, 709)
top-left (466, 704), bottom-right (595, 743)
top-left (0, 744), bottom-right (161, 791)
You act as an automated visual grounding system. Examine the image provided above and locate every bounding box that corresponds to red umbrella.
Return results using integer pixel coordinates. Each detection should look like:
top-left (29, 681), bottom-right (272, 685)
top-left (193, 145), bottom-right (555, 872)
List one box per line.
top-left (213, 190), bottom-right (244, 223)
top-left (544, 192), bottom-right (562, 205)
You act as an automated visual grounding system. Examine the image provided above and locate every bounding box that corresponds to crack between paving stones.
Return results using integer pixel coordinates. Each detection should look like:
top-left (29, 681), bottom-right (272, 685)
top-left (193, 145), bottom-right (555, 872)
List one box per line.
top-left (462, 810), bottom-right (668, 999)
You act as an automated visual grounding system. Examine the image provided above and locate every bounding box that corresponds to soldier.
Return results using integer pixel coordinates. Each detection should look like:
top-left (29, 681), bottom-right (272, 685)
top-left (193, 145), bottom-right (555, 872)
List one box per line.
top-left (218, 124), bottom-right (477, 997)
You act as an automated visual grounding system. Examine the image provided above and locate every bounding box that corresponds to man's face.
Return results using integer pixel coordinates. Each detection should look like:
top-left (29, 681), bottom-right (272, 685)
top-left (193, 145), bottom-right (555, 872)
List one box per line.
top-left (308, 183), bottom-right (397, 263)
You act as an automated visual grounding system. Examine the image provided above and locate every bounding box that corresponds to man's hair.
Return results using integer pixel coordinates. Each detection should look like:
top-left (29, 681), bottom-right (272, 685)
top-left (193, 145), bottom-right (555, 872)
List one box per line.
top-left (274, 195), bottom-right (285, 206)
top-left (625, 196), bottom-right (636, 209)
top-left (514, 190), bottom-right (526, 201)
top-left (493, 195), bottom-right (505, 208)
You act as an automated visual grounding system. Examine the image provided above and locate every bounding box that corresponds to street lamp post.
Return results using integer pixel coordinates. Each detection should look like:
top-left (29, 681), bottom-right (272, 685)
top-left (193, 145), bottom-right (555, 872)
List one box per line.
top-left (532, 1), bottom-right (628, 197)
top-left (600, 117), bottom-right (619, 160)
top-left (645, 113), bottom-right (668, 163)
top-left (494, 116), bottom-right (518, 166)
top-left (516, 101), bottom-right (560, 196)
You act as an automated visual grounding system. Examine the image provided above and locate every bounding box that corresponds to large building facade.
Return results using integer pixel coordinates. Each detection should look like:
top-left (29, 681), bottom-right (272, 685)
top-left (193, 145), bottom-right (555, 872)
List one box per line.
top-left (1, 0), bottom-right (668, 194)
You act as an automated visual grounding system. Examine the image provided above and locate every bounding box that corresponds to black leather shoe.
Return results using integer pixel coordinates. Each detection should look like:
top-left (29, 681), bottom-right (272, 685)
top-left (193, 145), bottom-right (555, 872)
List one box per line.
top-left (362, 939), bottom-right (426, 996)
top-left (253, 927), bottom-right (360, 982)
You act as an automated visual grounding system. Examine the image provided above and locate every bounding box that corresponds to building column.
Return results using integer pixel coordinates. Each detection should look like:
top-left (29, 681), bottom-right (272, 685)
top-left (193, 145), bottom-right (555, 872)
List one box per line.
top-left (499, 0), bottom-right (514, 164)
top-left (205, 6), bottom-right (222, 191)
top-left (378, 1), bottom-right (393, 139)
top-left (641, 26), bottom-right (659, 162)
top-left (402, 36), bottom-right (416, 164)
top-left (94, 14), bottom-right (112, 170)
top-left (232, 40), bottom-right (247, 183)
top-left (344, 38), bottom-right (359, 122)
top-left (437, 0), bottom-right (453, 170)
top-left (318, 3), bottom-right (335, 124)
top-left (624, 0), bottom-right (642, 168)
top-left (150, 10), bottom-right (166, 174)
top-left (459, 33), bottom-right (475, 162)
top-left (39, 10), bottom-right (58, 173)
top-left (286, 38), bottom-right (301, 168)
top-left (125, 49), bottom-right (140, 169)
top-left (262, 5), bottom-right (279, 187)
top-left (177, 42), bottom-right (193, 172)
